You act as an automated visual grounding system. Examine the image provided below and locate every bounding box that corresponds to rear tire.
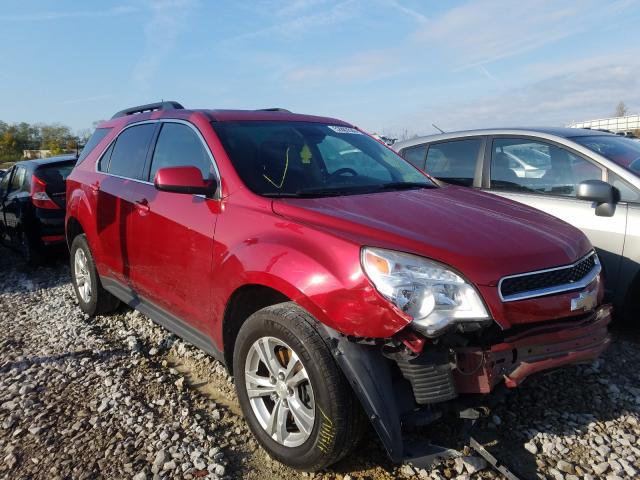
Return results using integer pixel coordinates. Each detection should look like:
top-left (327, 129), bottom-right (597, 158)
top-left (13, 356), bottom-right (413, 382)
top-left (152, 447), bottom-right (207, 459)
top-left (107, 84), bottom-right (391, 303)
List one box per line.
top-left (233, 302), bottom-right (366, 471)
top-left (70, 234), bottom-right (119, 316)
top-left (19, 230), bottom-right (43, 266)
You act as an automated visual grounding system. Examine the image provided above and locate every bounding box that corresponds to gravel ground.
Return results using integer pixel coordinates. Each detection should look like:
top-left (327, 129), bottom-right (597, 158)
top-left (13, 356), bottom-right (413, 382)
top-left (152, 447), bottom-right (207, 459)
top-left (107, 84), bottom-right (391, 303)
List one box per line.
top-left (0, 244), bottom-right (639, 480)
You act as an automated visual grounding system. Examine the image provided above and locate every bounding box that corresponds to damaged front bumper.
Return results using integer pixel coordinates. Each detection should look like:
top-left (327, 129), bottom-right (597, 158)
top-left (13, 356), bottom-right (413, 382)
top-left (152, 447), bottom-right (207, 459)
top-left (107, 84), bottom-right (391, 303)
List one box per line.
top-left (319, 304), bottom-right (612, 463)
top-left (454, 304), bottom-right (612, 393)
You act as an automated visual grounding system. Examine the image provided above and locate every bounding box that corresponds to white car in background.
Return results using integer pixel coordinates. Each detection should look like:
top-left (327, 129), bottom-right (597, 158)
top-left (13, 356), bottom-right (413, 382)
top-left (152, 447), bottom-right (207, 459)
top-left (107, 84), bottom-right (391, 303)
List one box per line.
top-left (395, 127), bottom-right (640, 324)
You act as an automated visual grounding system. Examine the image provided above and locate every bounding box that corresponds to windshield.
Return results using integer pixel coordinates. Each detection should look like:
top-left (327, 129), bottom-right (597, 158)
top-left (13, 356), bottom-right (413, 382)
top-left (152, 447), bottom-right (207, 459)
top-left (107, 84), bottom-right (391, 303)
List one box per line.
top-left (571, 135), bottom-right (640, 175)
top-left (212, 121), bottom-right (434, 197)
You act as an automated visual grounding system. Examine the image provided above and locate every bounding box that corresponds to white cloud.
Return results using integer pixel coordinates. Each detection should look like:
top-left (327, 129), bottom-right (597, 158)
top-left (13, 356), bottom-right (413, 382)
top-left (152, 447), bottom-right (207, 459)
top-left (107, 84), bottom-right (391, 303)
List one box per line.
top-left (61, 94), bottom-right (116, 105)
top-left (383, 0), bottom-right (428, 24)
top-left (413, 0), bottom-right (638, 69)
top-left (132, 0), bottom-right (195, 89)
top-left (224, 0), bottom-right (360, 43)
top-left (387, 56), bottom-right (640, 135)
top-left (287, 50), bottom-right (397, 83)
top-left (0, 5), bottom-right (139, 22)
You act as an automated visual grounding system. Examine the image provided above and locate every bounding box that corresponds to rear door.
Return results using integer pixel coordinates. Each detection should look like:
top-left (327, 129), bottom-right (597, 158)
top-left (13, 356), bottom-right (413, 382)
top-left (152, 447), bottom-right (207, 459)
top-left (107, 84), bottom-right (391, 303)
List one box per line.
top-left (0, 167), bottom-right (14, 242)
top-left (483, 136), bottom-right (627, 296)
top-left (129, 120), bottom-right (219, 333)
top-left (94, 122), bottom-right (157, 283)
top-left (3, 165), bottom-right (28, 245)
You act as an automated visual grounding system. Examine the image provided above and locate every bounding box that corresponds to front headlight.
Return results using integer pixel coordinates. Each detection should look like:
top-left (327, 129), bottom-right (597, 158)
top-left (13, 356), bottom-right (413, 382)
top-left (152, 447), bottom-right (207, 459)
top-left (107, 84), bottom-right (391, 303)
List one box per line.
top-left (361, 247), bottom-right (490, 337)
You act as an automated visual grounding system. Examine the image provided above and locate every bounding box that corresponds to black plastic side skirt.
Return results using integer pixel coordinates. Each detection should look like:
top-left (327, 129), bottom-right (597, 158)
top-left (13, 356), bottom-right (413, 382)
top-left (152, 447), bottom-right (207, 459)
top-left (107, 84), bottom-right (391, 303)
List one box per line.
top-left (101, 276), bottom-right (225, 365)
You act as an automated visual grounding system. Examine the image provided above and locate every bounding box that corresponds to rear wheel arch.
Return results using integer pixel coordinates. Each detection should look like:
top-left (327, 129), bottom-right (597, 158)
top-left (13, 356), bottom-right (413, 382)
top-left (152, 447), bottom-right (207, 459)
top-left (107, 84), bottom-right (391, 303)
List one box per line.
top-left (66, 216), bottom-right (85, 247)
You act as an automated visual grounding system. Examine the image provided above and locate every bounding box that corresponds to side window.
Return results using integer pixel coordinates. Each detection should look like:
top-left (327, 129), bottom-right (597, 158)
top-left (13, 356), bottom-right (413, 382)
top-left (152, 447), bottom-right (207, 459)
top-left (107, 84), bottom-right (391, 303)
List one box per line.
top-left (149, 123), bottom-right (213, 181)
top-left (491, 138), bottom-right (602, 197)
top-left (106, 123), bottom-right (156, 179)
top-left (610, 171), bottom-right (640, 203)
top-left (402, 145), bottom-right (427, 170)
top-left (0, 169), bottom-right (12, 197)
top-left (425, 139), bottom-right (482, 186)
top-left (9, 167), bottom-right (26, 193)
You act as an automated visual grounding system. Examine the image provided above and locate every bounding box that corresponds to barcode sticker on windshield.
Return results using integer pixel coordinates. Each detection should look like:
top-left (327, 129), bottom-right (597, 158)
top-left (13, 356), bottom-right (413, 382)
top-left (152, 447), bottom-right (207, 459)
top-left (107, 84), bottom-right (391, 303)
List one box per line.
top-left (328, 126), bottom-right (362, 135)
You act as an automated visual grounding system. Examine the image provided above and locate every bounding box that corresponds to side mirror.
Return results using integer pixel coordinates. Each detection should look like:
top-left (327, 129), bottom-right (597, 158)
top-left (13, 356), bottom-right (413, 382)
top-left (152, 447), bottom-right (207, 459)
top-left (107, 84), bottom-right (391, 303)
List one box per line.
top-left (154, 166), bottom-right (217, 197)
top-left (577, 180), bottom-right (618, 217)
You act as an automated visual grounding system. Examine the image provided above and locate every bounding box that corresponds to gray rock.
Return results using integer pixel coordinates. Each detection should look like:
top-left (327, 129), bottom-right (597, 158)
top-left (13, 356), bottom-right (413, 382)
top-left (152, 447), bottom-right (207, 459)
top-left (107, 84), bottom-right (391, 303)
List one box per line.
top-left (455, 456), bottom-right (487, 474)
top-left (524, 441), bottom-right (538, 454)
top-left (153, 449), bottom-right (168, 468)
top-left (593, 462), bottom-right (609, 475)
top-left (557, 460), bottom-right (575, 474)
top-left (132, 471), bottom-right (147, 480)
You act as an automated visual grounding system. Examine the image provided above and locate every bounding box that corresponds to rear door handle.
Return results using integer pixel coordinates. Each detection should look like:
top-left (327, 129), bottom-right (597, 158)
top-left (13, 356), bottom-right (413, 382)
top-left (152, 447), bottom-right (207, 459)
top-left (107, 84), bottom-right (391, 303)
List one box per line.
top-left (135, 199), bottom-right (150, 214)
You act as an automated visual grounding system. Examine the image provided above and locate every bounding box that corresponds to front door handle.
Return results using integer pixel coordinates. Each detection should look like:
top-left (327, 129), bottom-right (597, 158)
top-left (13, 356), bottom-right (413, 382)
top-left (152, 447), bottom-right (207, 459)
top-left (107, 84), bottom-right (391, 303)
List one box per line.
top-left (90, 182), bottom-right (100, 193)
top-left (135, 199), bottom-right (150, 214)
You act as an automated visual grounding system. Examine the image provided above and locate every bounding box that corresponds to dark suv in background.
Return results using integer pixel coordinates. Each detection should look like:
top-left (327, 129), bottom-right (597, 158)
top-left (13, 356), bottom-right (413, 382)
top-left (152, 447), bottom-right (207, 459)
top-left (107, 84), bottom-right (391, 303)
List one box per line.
top-left (0, 155), bottom-right (75, 264)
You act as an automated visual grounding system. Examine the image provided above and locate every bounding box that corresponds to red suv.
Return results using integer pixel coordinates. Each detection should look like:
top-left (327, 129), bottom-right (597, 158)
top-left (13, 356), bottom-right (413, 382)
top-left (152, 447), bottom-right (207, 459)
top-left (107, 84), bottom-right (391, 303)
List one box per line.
top-left (66, 102), bottom-right (611, 471)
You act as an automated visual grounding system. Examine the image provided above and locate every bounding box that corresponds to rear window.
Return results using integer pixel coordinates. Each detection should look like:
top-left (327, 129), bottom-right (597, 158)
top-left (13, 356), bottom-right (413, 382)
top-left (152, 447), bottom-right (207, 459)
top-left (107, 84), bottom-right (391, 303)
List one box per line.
top-left (571, 135), bottom-right (640, 176)
top-left (36, 161), bottom-right (75, 187)
top-left (77, 127), bottom-right (112, 165)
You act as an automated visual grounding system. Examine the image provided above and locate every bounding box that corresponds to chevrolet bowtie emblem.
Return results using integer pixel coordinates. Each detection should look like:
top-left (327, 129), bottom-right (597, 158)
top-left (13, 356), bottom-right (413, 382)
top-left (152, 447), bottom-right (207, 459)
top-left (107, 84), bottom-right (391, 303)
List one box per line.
top-left (571, 289), bottom-right (597, 312)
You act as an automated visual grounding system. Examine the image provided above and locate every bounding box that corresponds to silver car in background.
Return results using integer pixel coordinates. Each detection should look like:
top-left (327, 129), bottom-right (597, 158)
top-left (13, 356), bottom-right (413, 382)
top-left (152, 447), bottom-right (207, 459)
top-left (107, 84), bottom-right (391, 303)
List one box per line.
top-left (394, 128), bottom-right (640, 322)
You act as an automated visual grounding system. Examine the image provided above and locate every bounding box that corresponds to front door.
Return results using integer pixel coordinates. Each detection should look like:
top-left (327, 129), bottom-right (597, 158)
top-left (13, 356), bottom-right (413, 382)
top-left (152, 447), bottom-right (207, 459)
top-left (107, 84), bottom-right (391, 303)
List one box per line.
top-left (485, 137), bottom-right (627, 297)
top-left (129, 121), bottom-right (220, 333)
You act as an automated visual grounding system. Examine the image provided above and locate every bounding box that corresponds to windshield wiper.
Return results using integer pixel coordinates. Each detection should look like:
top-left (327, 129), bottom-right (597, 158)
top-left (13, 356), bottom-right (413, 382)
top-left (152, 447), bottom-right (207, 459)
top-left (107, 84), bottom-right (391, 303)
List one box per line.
top-left (262, 189), bottom-right (346, 198)
top-left (377, 182), bottom-right (436, 191)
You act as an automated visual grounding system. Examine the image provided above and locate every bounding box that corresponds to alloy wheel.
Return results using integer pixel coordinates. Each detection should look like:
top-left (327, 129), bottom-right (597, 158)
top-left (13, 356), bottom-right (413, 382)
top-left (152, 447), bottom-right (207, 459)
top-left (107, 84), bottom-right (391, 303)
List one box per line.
top-left (244, 336), bottom-right (315, 447)
top-left (74, 248), bottom-right (92, 303)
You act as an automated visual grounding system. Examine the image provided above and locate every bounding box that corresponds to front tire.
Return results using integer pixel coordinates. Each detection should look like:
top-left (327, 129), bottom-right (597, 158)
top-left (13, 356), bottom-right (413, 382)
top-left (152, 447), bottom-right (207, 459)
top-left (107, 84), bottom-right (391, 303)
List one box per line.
top-left (233, 302), bottom-right (366, 471)
top-left (70, 234), bottom-right (119, 316)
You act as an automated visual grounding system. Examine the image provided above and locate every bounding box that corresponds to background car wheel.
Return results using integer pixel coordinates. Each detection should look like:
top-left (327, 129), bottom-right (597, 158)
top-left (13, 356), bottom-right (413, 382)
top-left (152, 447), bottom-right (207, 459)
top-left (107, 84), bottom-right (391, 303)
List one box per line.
top-left (233, 302), bottom-right (366, 471)
top-left (19, 230), bottom-right (43, 266)
top-left (70, 234), bottom-right (120, 316)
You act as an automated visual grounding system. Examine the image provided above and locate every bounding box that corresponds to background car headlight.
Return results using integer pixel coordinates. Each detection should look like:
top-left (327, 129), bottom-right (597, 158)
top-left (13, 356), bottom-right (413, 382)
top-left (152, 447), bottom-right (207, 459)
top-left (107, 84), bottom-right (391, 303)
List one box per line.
top-left (361, 247), bottom-right (490, 337)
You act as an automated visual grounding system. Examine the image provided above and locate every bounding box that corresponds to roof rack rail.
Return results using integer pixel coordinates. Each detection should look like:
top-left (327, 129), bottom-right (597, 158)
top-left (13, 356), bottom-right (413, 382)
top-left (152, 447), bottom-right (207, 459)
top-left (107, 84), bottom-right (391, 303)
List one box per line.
top-left (111, 101), bottom-right (184, 119)
top-left (257, 107), bottom-right (291, 113)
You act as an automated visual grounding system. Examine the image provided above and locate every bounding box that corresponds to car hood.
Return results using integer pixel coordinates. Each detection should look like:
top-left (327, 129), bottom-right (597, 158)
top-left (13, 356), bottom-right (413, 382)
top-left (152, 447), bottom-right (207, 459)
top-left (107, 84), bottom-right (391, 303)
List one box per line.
top-left (271, 185), bottom-right (592, 286)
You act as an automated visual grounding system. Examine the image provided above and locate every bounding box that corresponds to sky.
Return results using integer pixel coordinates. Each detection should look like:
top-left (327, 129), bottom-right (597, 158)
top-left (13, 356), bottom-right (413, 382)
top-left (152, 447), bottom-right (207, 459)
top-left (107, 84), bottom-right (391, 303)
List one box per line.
top-left (1, 0), bottom-right (639, 138)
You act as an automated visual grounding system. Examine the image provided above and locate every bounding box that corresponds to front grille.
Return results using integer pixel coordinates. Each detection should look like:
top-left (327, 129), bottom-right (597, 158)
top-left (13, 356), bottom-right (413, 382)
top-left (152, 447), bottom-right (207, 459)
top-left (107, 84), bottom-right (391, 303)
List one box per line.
top-left (500, 252), bottom-right (598, 300)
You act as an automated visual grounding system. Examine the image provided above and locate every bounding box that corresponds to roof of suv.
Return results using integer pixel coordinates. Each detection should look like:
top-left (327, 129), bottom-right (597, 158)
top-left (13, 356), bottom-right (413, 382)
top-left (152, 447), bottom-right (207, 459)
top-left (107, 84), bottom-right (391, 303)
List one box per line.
top-left (100, 102), bottom-right (352, 129)
top-left (394, 127), bottom-right (617, 150)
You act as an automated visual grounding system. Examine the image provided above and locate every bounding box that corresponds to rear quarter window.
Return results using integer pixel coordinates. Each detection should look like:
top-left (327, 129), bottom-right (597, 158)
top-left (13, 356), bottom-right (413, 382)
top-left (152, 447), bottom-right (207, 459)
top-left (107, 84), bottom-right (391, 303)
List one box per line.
top-left (76, 127), bottom-right (112, 165)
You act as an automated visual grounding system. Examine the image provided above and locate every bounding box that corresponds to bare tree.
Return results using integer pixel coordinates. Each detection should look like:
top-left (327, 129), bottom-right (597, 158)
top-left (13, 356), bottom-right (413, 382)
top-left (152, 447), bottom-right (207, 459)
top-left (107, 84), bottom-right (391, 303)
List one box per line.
top-left (615, 101), bottom-right (628, 117)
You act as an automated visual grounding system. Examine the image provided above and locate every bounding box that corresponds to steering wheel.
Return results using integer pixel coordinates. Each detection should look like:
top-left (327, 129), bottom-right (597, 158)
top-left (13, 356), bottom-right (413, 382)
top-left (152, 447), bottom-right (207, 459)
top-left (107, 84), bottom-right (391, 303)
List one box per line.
top-left (329, 167), bottom-right (358, 178)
